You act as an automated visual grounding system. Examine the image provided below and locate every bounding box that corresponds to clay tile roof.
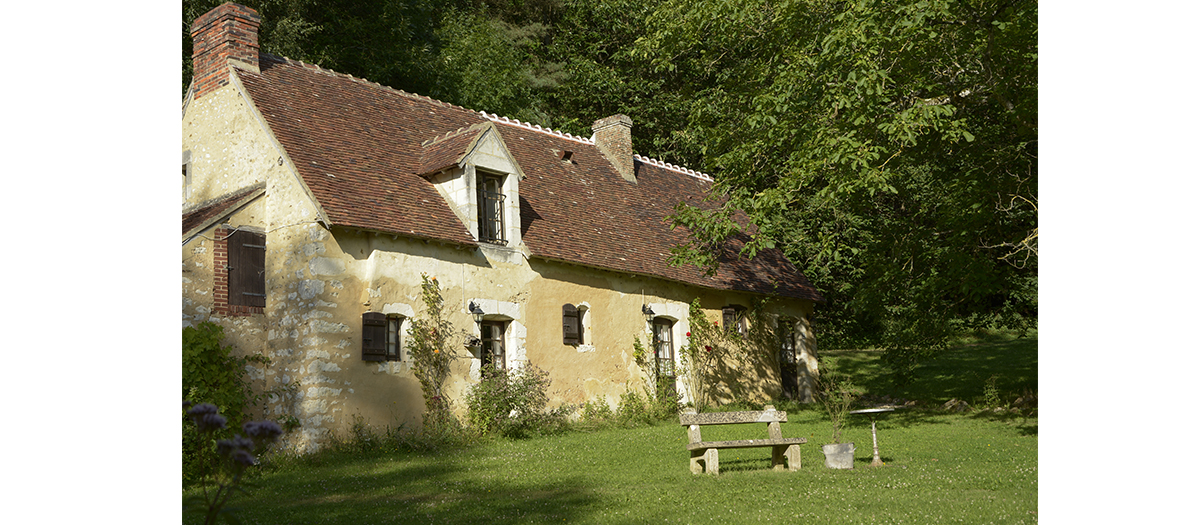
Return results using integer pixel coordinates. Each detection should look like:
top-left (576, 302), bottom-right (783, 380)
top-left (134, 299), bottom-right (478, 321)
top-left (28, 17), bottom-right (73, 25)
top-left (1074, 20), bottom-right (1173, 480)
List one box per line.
top-left (232, 54), bottom-right (823, 302)
top-left (182, 183), bottom-right (265, 242)
top-left (418, 122), bottom-right (492, 176)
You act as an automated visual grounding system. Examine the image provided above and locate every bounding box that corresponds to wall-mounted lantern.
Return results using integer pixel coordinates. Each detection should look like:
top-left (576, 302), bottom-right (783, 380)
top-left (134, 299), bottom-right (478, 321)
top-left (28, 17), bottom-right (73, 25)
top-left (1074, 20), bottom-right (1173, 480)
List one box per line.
top-left (642, 304), bottom-right (655, 322)
top-left (469, 300), bottom-right (485, 323)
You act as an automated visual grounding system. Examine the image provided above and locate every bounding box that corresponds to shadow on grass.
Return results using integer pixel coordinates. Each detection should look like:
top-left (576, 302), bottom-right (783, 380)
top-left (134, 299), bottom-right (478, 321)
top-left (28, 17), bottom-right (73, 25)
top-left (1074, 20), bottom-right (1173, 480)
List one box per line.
top-left (826, 335), bottom-right (1038, 406)
top-left (969, 409), bottom-right (1039, 437)
top-left (227, 450), bottom-right (600, 524)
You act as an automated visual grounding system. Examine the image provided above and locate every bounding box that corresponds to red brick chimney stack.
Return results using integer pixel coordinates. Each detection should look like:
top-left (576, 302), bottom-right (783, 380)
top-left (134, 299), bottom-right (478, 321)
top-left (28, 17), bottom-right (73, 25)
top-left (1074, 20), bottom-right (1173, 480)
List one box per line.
top-left (592, 114), bottom-right (636, 183)
top-left (190, 3), bottom-right (261, 100)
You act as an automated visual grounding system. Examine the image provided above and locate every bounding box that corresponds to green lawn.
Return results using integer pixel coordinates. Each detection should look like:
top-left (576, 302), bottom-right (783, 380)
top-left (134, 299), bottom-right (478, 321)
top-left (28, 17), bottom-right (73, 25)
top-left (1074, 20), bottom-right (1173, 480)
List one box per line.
top-left (187, 334), bottom-right (1037, 524)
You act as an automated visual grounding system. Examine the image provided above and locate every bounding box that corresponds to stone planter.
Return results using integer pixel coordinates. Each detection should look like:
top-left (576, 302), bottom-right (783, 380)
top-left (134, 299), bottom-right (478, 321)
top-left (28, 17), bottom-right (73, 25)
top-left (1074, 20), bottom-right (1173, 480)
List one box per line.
top-left (822, 442), bottom-right (856, 469)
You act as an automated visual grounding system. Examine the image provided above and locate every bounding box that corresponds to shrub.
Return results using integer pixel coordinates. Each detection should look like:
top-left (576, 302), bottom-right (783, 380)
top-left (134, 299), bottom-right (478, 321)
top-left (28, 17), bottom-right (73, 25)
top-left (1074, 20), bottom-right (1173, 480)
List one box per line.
top-left (182, 402), bottom-right (283, 525)
top-left (817, 369), bottom-right (860, 444)
top-left (465, 363), bottom-right (572, 438)
top-left (183, 322), bottom-right (271, 487)
top-left (579, 396), bottom-right (614, 424)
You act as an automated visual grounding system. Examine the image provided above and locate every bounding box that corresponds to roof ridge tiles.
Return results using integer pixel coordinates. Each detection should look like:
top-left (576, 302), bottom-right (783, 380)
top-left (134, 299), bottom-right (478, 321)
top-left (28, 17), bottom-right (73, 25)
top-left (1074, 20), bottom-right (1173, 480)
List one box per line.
top-left (635, 154), bottom-right (713, 182)
top-left (259, 53), bottom-right (480, 115)
top-left (480, 111), bottom-right (594, 145)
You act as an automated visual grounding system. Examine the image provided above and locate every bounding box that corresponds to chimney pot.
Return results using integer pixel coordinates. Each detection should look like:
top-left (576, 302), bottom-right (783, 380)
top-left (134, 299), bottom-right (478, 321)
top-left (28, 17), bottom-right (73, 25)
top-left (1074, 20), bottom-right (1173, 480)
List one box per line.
top-left (592, 114), bottom-right (635, 183)
top-left (190, 3), bottom-right (262, 100)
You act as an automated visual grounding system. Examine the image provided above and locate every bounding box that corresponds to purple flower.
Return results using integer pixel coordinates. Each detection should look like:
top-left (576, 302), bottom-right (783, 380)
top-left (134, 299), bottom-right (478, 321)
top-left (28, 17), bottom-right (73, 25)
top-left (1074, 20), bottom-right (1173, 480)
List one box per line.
top-left (196, 413), bottom-right (228, 432)
top-left (217, 435), bottom-right (255, 456)
top-left (243, 420), bottom-right (283, 441)
top-left (187, 403), bottom-right (219, 417)
top-left (231, 449), bottom-right (256, 466)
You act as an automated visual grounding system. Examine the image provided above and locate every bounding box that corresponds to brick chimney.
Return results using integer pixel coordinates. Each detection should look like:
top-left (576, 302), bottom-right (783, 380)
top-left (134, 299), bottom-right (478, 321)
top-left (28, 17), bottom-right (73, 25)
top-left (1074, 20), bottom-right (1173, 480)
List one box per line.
top-left (190, 3), bottom-right (262, 100)
top-left (592, 114), bottom-right (635, 183)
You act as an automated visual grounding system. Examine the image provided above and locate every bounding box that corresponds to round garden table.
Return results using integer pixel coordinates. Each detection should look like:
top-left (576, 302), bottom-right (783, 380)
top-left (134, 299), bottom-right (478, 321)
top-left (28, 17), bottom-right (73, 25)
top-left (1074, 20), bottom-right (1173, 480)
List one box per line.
top-left (849, 407), bottom-right (896, 467)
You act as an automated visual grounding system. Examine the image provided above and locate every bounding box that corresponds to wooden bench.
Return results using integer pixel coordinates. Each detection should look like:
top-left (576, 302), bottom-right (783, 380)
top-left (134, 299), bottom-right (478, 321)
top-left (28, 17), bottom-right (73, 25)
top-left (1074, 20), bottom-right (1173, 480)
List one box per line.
top-left (680, 405), bottom-right (806, 475)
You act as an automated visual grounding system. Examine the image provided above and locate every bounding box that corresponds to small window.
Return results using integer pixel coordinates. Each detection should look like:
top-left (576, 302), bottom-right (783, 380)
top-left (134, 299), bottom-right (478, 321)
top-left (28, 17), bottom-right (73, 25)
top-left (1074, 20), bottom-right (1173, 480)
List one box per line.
top-left (480, 321), bottom-right (506, 373)
top-left (387, 315), bottom-right (404, 361)
top-left (722, 306), bottom-right (748, 338)
top-left (562, 303), bottom-right (584, 346)
top-left (361, 313), bottom-right (405, 362)
top-left (476, 171), bottom-right (506, 244)
top-left (227, 229), bottom-right (265, 307)
top-left (652, 318), bottom-right (675, 377)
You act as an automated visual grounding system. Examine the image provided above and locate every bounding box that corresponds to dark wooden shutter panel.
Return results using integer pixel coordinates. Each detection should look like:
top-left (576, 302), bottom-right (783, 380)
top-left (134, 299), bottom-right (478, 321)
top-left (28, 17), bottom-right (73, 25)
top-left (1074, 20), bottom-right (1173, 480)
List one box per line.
top-left (228, 230), bottom-right (266, 307)
top-left (722, 307), bottom-right (736, 333)
top-left (562, 304), bottom-right (579, 345)
top-left (362, 312), bottom-right (387, 361)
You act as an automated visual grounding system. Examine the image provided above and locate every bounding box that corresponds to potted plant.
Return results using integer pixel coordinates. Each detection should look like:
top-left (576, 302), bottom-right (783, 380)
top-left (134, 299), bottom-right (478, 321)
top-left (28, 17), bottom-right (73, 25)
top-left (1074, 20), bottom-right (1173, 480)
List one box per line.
top-left (818, 372), bottom-right (859, 469)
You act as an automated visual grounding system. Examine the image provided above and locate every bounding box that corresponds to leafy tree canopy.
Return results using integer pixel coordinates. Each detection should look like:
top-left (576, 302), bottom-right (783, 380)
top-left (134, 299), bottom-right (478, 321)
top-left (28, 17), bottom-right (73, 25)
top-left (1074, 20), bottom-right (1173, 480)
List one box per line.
top-left (181, 0), bottom-right (1037, 380)
top-left (641, 0), bottom-right (1037, 377)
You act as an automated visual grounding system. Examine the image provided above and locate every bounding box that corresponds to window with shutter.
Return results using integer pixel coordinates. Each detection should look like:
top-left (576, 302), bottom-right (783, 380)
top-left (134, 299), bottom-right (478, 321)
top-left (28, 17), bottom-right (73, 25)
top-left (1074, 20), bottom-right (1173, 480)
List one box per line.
top-left (562, 303), bottom-right (582, 345)
top-left (722, 305), bottom-right (748, 338)
top-left (362, 312), bottom-right (387, 361)
top-left (227, 229), bottom-right (266, 308)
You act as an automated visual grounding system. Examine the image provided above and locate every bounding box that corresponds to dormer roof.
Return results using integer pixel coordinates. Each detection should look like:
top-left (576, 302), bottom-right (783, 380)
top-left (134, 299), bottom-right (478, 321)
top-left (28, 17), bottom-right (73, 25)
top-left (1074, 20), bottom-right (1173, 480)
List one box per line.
top-left (419, 121), bottom-right (520, 178)
top-left (228, 53), bottom-right (823, 302)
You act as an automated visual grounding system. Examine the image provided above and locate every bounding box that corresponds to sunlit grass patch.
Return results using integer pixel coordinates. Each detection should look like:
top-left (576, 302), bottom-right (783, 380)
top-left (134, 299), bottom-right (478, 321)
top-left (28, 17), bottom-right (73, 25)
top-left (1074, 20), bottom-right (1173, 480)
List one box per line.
top-left (184, 335), bottom-right (1036, 524)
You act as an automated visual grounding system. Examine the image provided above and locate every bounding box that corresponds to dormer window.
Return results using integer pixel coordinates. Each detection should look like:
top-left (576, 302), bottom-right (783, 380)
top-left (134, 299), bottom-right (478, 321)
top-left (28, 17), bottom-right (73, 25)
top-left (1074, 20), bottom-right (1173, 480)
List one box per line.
top-left (477, 171), bottom-right (506, 245)
top-left (420, 122), bottom-right (524, 253)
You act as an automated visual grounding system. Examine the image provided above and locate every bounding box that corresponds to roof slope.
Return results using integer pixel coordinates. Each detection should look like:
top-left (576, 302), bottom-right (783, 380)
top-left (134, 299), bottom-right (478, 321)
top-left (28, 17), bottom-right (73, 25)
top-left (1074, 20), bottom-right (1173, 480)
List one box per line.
top-left (182, 183), bottom-right (265, 242)
top-left (234, 55), bottom-right (822, 302)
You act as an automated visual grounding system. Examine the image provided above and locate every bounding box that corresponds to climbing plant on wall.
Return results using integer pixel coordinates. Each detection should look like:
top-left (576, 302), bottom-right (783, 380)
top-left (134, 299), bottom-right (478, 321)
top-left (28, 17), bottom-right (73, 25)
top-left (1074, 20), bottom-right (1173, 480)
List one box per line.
top-left (681, 299), bottom-right (784, 408)
top-left (405, 274), bottom-right (460, 431)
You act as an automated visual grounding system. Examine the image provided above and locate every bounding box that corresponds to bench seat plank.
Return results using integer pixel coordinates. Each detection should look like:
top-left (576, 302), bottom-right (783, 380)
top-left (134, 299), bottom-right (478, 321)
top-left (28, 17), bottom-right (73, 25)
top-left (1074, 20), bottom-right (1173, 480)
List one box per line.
top-left (687, 437), bottom-right (806, 451)
top-left (679, 411), bottom-right (789, 426)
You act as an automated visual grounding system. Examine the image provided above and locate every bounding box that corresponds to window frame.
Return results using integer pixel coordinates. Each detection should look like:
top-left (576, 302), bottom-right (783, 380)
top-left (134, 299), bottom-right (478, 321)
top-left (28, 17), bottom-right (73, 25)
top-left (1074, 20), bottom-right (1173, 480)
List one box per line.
top-left (562, 303), bottom-right (584, 346)
top-left (722, 306), bottom-right (748, 338)
top-left (386, 315), bottom-right (404, 362)
top-left (476, 171), bottom-right (506, 245)
top-left (652, 318), bottom-right (675, 377)
top-left (480, 320), bottom-right (507, 373)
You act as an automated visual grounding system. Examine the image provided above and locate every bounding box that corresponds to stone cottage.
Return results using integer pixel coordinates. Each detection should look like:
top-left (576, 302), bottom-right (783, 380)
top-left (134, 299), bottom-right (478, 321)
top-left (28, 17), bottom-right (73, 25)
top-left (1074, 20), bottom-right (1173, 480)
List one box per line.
top-left (182, 3), bottom-right (824, 451)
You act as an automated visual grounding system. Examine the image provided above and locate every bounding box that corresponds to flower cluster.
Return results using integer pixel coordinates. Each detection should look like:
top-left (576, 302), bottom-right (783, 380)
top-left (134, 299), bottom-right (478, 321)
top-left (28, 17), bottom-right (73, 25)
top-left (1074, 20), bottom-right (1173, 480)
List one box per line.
top-left (183, 401), bottom-right (285, 524)
top-left (184, 402), bottom-right (284, 466)
top-left (187, 402), bottom-right (227, 432)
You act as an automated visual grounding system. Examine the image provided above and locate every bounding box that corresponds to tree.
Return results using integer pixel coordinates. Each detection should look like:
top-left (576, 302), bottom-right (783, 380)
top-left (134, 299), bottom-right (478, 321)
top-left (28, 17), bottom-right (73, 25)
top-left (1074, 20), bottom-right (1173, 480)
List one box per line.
top-left (182, 0), bottom-right (566, 123)
top-left (641, 0), bottom-right (1037, 379)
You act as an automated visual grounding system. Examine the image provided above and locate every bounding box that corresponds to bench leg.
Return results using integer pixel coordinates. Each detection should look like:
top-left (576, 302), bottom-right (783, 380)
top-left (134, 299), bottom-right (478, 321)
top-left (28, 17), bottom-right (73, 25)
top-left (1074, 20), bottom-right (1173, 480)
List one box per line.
top-left (786, 444), bottom-right (802, 472)
top-left (704, 448), bottom-right (719, 475)
top-left (771, 445), bottom-right (787, 471)
top-left (689, 449), bottom-right (706, 474)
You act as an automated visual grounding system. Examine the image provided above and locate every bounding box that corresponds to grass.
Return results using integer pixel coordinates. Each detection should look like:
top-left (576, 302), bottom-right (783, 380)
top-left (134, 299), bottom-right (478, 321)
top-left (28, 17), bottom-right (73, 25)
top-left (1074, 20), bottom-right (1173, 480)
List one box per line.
top-left (821, 329), bottom-right (1038, 408)
top-left (186, 333), bottom-right (1037, 524)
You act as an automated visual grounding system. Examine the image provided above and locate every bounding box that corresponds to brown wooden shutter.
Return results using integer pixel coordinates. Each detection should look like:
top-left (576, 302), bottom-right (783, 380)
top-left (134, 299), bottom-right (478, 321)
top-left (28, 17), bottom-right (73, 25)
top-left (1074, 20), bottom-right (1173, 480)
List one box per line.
top-left (228, 229), bottom-right (266, 307)
top-left (362, 312), bottom-right (387, 361)
top-left (562, 304), bottom-right (579, 345)
top-left (722, 307), bottom-right (736, 333)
